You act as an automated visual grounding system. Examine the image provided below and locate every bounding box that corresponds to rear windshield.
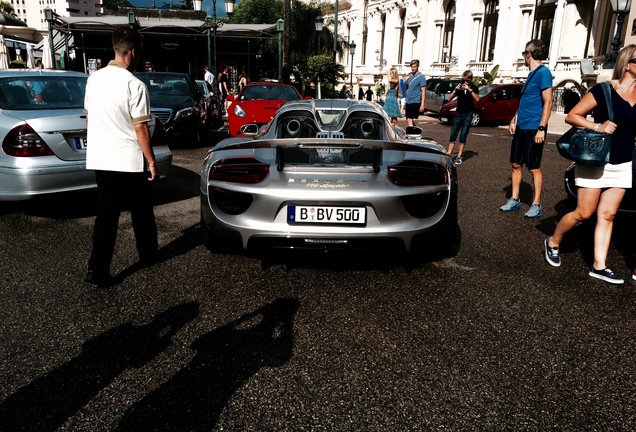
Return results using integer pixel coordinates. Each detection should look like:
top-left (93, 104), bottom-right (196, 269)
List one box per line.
top-left (239, 85), bottom-right (300, 101)
top-left (0, 76), bottom-right (87, 110)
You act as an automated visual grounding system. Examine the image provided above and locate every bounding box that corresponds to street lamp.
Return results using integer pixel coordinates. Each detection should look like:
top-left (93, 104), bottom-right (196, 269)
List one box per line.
top-left (44, 7), bottom-right (55, 69)
top-left (605, 0), bottom-right (632, 68)
top-left (315, 16), bottom-right (324, 99)
top-left (127, 10), bottom-right (136, 28)
top-left (349, 41), bottom-right (356, 89)
top-left (315, 16), bottom-right (323, 54)
top-left (194, 0), bottom-right (236, 96)
top-left (277, 18), bottom-right (284, 82)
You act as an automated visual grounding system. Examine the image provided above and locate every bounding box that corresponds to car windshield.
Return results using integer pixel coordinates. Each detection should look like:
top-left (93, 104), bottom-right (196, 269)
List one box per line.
top-left (479, 85), bottom-right (496, 97)
top-left (239, 85), bottom-right (299, 101)
top-left (0, 76), bottom-right (86, 110)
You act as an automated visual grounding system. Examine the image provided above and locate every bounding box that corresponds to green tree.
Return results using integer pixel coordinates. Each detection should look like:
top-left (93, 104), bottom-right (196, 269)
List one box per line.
top-left (102, 0), bottom-right (131, 14)
top-left (230, 0), bottom-right (283, 25)
top-left (229, 0), bottom-right (344, 91)
top-left (306, 54), bottom-right (345, 97)
top-left (0, 1), bottom-right (15, 15)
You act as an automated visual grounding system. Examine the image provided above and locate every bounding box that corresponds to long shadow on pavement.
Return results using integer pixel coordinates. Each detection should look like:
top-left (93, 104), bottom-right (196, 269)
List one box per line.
top-left (0, 302), bottom-right (199, 432)
top-left (114, 298), bottom-right (300, 431)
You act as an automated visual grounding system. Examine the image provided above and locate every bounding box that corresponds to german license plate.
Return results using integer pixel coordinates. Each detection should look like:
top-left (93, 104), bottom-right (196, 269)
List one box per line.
top-left (287, 205), bottom-right (366, 225)
top-left (74, 137), bottom-right (87, 150)
top-left (440, 117), bottom-right (448, 123)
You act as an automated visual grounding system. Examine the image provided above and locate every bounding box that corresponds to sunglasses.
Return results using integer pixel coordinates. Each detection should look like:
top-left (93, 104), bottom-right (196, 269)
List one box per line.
top-left (628, 58), bottom-right (636, 64)
top-left (521, 51), bottom-right (530, 56)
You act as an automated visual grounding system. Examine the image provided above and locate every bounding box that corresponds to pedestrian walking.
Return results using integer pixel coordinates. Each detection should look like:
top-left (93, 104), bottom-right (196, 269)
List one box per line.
top-left (544, 44), bottom-right (636, 284)
top-left (446, 70), bottom-right (479, 165)
top-left (84, 27), bottom-right (159, 287)
top-left (203, 65), bottom-right (214, 88)
top-left (500, 39), bottom-right (553, 218)
top-left (365, 86), bottom-right (373, 101)
top-left (404, 59), bottom-right (427, 127)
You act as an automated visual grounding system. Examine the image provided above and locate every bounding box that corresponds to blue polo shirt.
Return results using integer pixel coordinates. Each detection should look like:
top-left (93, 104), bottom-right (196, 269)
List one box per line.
top-left (517, 65), bottom-right (553, 130)
top-left (406, 72), bottom-right (427, 104)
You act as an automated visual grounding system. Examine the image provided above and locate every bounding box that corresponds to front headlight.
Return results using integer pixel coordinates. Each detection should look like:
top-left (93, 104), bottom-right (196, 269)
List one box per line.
top-left (449, 107), bottom-right (457, 112)
top-left (233, 104), bottom-right (246, 118)
top-left (174, 107), bottom-right (194, 121)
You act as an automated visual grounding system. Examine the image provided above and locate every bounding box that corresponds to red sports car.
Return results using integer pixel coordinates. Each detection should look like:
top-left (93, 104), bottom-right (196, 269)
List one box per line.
top-left (226, 82), bottom-right (302, 137)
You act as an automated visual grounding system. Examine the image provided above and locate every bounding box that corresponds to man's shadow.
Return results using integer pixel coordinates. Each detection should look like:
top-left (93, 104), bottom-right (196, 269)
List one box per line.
top-left (115, 298), bottom-right (301, 431)
top-left (0, 302), bottom-right (200, 432)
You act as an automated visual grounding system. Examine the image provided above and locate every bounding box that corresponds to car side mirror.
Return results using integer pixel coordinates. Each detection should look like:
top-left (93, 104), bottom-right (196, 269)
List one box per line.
top-left (226, 94), bottom-right (235, 102)
top-left (405, 126), bottom-right (423, 139)
top-left (490, 95), bottom-right (497, 101)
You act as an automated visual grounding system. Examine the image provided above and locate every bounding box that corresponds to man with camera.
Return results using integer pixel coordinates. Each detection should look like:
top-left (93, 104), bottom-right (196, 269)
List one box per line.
top-left (446, 70), bottom-right (479, 165)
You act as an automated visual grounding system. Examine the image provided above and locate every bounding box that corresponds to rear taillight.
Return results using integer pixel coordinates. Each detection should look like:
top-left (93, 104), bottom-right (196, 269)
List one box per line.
top-left (2, 123), bottom-right (54, 157)
top-left (388, 160), bottom-right (448, 186)
top-left (210, 157), bottom-right (269, 184)
top-left (150, 117), bottom-right (168, 147)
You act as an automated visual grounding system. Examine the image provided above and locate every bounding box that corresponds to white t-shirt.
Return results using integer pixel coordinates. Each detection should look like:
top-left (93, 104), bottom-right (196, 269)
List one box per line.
top-left (85, 60), bottom-right (151, 173)
top-left (204, 70), bottom-right (214, 87)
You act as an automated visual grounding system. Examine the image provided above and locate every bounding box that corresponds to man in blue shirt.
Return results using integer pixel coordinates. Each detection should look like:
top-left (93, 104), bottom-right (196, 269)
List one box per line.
top-left (500, 39), bottom-right (553, 218)
top-left (405, 59), bottom-right (427, 127)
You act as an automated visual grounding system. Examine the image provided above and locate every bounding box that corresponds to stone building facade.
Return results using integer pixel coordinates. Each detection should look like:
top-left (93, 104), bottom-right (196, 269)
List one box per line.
top-left (325, 0), bottom-right (636, 94)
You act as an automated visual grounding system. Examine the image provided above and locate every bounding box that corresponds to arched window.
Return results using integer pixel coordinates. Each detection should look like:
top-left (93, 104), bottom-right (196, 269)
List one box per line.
top-left (480, 0), bottom-right (498, 62)
top-left (533, 0), bottom-right (556, 49)
top-left (443, 0), bottom-right (456, 63)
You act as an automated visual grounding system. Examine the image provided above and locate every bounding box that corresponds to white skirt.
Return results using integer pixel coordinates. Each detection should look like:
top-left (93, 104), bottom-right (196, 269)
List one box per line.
top-left (575, 161), bottom-right (632, 189)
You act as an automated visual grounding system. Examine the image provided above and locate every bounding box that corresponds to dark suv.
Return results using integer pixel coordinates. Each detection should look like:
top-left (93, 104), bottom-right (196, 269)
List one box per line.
top-left (134, 72), bottom-right (207, 145)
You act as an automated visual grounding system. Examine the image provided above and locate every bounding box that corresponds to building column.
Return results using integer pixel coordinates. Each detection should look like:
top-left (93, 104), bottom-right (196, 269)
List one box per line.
top-left (472, 16), bottom-right (483, 62)
top-left (548, 0), bottom-right (566, 71)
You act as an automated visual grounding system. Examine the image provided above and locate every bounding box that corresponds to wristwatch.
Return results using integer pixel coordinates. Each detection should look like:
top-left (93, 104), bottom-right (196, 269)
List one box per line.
top-left (538, 125), bottom-right (546, 131)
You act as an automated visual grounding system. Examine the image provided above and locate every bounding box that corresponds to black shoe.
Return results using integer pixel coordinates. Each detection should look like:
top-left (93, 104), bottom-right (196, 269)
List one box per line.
top-left (84, 270), bottom-right (115, 287)
top-left (588, 267), bottom-right (624, 285)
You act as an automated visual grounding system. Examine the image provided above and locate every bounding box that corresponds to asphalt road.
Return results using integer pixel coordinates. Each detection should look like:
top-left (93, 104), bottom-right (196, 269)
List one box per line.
top-left (1, 116), bottom-right (636, 431)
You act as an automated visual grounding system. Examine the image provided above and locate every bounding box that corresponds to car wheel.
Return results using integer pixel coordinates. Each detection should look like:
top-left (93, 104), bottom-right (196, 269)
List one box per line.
top-left (471, 112), bottom-right (481, 126)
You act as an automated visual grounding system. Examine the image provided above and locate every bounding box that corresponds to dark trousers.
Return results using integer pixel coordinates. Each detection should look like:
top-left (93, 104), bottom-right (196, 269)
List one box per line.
top-left (88, 170), bottom-right (158, 275)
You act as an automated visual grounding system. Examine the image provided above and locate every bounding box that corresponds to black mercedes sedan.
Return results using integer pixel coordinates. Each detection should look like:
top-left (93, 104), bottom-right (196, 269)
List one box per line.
top-left (134, 72), bottom-right (207, 145)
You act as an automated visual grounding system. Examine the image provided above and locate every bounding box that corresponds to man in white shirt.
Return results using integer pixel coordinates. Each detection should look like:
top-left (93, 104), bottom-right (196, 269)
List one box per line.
top-left (204, 65), bottom-right (214, 88)
top-left (84, 27), bottom-right (159, 287)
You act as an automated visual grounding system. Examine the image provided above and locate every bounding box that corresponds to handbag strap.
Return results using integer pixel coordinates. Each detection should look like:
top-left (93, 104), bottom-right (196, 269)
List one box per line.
top-left (600, 81), bottom-right (614, 122)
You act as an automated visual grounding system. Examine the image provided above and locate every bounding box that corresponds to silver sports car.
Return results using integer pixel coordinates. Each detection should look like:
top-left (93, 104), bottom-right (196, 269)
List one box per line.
top-left (200, 99), bottom-right (457, 253)
top-left (0, 70), bottom-right (172, 201)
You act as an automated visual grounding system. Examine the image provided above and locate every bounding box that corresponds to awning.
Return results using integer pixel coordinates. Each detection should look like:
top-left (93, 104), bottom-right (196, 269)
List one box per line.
top-left (60, 16), bottom-right (277, 39)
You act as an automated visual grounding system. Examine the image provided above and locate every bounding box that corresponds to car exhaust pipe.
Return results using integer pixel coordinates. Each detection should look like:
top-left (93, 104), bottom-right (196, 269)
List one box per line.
top-left (360, 121), bottom-right (375, 139)
top-left (239, 124), bottom-right (259, 135)
top-left (285, 119), bottom-right (302, 137)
